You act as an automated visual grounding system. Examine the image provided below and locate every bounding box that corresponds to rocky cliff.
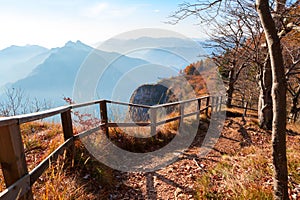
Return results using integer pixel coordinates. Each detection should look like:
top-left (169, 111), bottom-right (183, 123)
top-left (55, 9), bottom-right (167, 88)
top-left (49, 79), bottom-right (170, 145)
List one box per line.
top-left (129, 83), bottom-right (177, 122)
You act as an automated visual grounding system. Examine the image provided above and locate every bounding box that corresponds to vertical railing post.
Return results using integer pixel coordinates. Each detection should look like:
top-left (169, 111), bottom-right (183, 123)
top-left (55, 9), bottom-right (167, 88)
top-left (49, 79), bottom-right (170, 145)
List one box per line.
top-left (179, 103), bottom-right (185, 129)
top-left (218, 96), bottom-right (223, 112)
top-left (100, 101), bottom-right (109, 138)
top-left (249, 95), bottom-right (253, 110)
top-left (61, 108), bottom-right (74, 141)
top-left (150, 107), bottom-right (157, 136)
top-left (197, 99), bottom-right (201, 121)
top-left (61, 108), bottom-right (74, 162)
top-left (212, 96), bottom-right (216, 113)
top-left (242, 100), bottom-right (249, 122)
top-left (0, 121), bottom-right (33, 200)
top-left (205, 96), bottom-right (210, 117)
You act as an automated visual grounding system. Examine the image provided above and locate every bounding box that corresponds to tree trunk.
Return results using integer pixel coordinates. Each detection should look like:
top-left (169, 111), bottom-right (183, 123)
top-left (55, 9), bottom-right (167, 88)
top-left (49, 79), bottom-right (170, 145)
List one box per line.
top-left (256, 0), bottom-right (288, 199)
top-left (258, 57), bottom-right (273, 130)
top-left (226, 68), bottom-right (235, 108)
top-left (290, 95), bottom-right (300, 123)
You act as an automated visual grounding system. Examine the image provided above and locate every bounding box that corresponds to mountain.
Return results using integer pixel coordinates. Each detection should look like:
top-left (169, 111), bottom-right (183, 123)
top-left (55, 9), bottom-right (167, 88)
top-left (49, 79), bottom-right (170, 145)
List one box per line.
top-left (97, 37), bottom-right (209, 69)
top-left (10, 41), bottom-right (150, 105)
top-left (0, 45), bottom-right (49, 87)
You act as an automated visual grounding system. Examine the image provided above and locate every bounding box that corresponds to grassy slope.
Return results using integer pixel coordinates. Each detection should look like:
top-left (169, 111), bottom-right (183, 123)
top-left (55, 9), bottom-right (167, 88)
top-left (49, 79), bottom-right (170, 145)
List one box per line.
top-left (196, 115), bottom-right (300, 199)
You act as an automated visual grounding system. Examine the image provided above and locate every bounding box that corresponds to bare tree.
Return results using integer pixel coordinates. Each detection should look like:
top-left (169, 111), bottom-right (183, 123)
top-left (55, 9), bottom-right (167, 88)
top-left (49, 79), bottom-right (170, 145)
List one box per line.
top-left (209, 4), bottom-right (266, 107)
top-left (283, 20), bottom-right (300, 122)
top-left (0, 87), bottom-right (52, 117)
top-left (208, 16), bottom-right (248, 107)
top-left (255, 0), bottom-right (288, 198)
top-left (29, 97), bottom-right (52, 113)
top-left (287, 77), bottom-right (300, 122)
top-left (0, 87), bottom-right (27, 116)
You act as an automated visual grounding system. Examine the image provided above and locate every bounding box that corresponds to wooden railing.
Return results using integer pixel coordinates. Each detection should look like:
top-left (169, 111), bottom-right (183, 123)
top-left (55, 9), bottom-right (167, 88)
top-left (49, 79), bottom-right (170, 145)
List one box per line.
top-left (0, 95), bottom-right (224, 200)
top-left (227, 97), bottom-right (258, 112)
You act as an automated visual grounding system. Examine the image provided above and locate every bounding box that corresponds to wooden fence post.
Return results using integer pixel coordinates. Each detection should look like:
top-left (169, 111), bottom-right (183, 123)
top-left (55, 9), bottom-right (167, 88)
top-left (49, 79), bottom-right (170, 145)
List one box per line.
top-left (212, 96), bottom-right (216, 113)
top-left (218, 96), bottom-right (223, 112)
top-left (61, 108), bottom-right (74, 162)
top-left (0, 121), bottom-right (33, 200)
top-left (205, 96), bottom-right (210, 117)
top-left (179, 103), bottom-right (185, 129)
top-left (242, 101), bottom-right (249, 123)
top-left (61, 108), bottom-right (74, 141)
top-left (100, 101), bottom-right (109, 138)
top-left (150, 108), bottom-right (157, 136)
top-left (197, 99), bottom-right (201, 121)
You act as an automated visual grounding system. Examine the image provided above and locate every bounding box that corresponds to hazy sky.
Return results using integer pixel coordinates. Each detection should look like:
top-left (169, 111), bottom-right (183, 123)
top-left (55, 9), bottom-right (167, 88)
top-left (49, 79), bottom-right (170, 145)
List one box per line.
top-left (0, 0), bottom-right (206, 49)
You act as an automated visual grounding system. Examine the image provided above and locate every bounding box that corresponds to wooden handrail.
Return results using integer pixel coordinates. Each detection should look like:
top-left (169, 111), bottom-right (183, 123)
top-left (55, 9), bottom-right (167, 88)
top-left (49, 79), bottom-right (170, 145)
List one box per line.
top-left (0, 106), bottom-right (70, 126)
top-left (0, 118), bottom-right (18, 127)
top-left (106, 100), bottom-right (152, 109)
top-left (152, 95), bottom-right (210, 109)
top-left (70, 99), bottom-right (104, 109)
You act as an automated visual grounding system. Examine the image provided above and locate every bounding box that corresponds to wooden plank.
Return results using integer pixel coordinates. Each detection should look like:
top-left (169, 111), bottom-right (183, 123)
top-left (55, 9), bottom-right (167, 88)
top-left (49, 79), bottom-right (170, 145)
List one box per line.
top-left (0, 174), bottom-right (30, 200)
top-left (218, 96), bottom-right (223, 111)
top-left (150, 108), bottom-right (157, 136)
top-left (152, 101), bottom-right (179, 109)
top-left (179, 103), bottom-right (185, 126)
top-left (71, 100), bottom-right (103, 109)
top-left (107, 100), bottom-right (152, 109)
top-left (182, 111), bottom-right (199, 118)
top-left (153, 95), bottom-right (210, 109)
top-left (18, 106), bottom-right (70, 124)
top-left (73, 126), bottom-right (102, 140)
top-left (29, 137), bottom-right (74, 184)
top-left (60, 109), bottom-right (74, 161)
top-left (197, 99), bottom-right (201, 121)
top-left (231, 105), bottom-right (258, 111)
top-left (200, 107), bottom-right (209, 113)
top-left (156, 115), bottom-right (181, 126)
top-left (0, 118), bottom-right (18, 127)
top-left (99, 101), bottom-right (109, 138)
top-left (205, 96), bottom-right (210, 116)
top-left (242, 101), bottom-right (248, 121)
top-left (156, 111), bottom-right (199, 126)
top-left (212, 96), bottom-right (216, 112)
top-left (0, 124), bottom-right (33, 199)
top-left (107, 122), bottom-right (151, 128)
top-left (61, 109), bottom-right (74, 140)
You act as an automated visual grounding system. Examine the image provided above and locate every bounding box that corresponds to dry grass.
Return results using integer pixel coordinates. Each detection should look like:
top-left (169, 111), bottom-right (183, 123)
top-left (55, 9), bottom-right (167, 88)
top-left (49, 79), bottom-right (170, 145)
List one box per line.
top-left (32, 152), bottom-right (88, 200)
top-left (31, 141), bottom-right (115, 199)
top-left (197, 146), bottom-right (274, 199)
top-left (20, 122), bottom-right (64, 171)
top-left (196, 113), bottom-right (300, 200)
top-left (108, 126), bottom-right (176, 153)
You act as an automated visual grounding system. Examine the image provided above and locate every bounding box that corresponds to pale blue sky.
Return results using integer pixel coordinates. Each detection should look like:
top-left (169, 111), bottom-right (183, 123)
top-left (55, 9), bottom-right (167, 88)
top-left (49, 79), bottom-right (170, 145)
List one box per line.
top-left (0, 0), bottom-right (206, 49)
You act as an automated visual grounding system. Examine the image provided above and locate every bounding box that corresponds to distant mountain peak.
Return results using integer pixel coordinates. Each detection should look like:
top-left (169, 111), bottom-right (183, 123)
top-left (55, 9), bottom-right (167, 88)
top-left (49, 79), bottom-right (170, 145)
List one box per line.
top-left (1, 44), bottom-right (48, 53)
top-left (64, 40), bottom-right (92, 51)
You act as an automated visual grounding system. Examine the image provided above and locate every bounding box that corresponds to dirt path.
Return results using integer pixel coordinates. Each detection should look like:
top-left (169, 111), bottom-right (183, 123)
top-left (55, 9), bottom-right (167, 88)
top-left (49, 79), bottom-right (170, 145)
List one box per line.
top-left (106, 117), bottom-right (255, 200)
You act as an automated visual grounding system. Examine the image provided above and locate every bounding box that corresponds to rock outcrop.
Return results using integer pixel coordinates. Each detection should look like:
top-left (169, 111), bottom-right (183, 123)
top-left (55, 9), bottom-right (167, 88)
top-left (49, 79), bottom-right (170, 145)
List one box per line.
top-left (129, 84), bottom-right (177, 122)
